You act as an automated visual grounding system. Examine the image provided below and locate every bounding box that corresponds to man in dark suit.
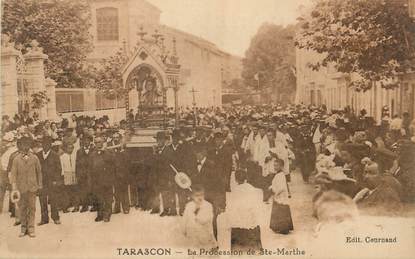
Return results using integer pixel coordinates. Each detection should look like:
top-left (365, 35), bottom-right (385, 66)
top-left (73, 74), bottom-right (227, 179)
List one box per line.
top-left (176, 128), bottom-right (195, 216)
top-left (190, 145), bottom-right (226, 238)
top-left (75, 135), bottom-right (95, 212)
top-left (112, 137), bottom-right (130, 214)
top-left (189, 126), bottom-right (209, 150)
top-left (148, 131), bottom-right (168, 214)
top-left (208, 132), bottom-right (233, 196)
top-left (160, 129), bottom-right (186, 216)
top-left (191, 145), bottom-right (226, 211)
top-left (296, 123), bottom-right (316, 183)
top-left (37, 136), bottom-right (62, 225)
top-left (90, 137), bottom-right (115, 222)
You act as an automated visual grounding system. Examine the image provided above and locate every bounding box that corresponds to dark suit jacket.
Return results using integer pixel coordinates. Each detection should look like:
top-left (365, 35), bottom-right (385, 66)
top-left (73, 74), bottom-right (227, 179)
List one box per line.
top-left (148, 149), bottom-right (164, 190)
top-left (159, 144), bottom-right (187, 188)
top-left (113, 149), bottom-right (130, 183)
top-left (189, 158), bottom-right (226, 207)
top-left (208, 145), bottom-right (233, 190)
top-left (75, 147), bottom-right (94, 186)
top-left (208, 145), bottom-right (233, 173)
top-left (36, 151), bottom-right (62, 189)
top-left (90, 150), bottom-right (115, 189)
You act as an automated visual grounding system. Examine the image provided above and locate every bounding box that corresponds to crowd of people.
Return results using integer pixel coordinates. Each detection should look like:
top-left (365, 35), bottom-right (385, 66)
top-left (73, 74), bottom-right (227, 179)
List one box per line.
top-left (1, 104), bottom-right (415, 250)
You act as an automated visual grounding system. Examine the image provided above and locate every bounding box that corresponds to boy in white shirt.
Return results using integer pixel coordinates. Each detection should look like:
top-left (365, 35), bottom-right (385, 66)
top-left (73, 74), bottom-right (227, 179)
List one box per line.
top-left (183, 184), bottom-right (217, 249)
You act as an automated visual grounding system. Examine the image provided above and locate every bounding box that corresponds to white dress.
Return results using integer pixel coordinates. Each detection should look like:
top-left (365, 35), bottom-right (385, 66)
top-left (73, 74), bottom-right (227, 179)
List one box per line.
top-left (271, 171), bottom-right (290, 205)
top-left (60, 151), bottom-right (77, 185)
top-left (255, 135), bottom-right (269, 166)
top-left (226, 183), bottom-right (262, 228)
top-left (217, 182), bottom-right (263, 250)
top-left (264, 143), bottom-right (290, 177)
top-left (245, 132), bottom-right (258, 160)
top-left (183, 200), bottom-right (217, 249)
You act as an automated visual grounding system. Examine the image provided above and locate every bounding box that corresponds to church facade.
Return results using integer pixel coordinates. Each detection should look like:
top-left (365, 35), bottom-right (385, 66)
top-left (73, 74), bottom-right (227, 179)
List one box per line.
top-left (87, 0), bottom-right (242, 109)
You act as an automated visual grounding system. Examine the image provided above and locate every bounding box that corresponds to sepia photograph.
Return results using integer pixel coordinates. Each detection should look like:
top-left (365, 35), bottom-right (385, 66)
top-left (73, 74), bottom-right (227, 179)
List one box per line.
top-left (0, 0), bottom-right (415, 258)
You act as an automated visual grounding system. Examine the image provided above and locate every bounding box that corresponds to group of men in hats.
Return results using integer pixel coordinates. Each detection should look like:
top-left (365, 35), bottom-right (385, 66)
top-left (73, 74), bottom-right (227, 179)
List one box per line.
top-left (2, 102), bottom-right (415, 241)
top-left (150, 127), bottom-right (232, 217)
top-left (0, 122), bottom-right (237, 238)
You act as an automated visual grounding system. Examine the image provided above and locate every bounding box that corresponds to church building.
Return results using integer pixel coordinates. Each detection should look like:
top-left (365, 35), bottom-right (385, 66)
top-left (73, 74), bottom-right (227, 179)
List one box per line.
top-left (87, 0), bottom-right (242, 109)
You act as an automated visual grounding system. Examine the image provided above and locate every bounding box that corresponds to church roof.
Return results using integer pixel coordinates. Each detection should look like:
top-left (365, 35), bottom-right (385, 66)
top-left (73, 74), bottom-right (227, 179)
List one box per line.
top-left (161, 25), bottom-right (230, 57)
top-left (136, 0), bottom-right (161, 13)
top-left (89, 0), bottom-right (161, 13)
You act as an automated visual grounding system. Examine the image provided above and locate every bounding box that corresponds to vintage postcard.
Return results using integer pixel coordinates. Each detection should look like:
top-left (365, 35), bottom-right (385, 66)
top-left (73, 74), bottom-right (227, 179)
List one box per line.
top-left (1, 0), bottom-right (415, 258)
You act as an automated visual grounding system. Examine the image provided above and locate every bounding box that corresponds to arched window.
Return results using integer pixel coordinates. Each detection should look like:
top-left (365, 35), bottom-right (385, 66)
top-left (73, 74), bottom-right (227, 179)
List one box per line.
top-left (96, 7), bottom-right (119, 41)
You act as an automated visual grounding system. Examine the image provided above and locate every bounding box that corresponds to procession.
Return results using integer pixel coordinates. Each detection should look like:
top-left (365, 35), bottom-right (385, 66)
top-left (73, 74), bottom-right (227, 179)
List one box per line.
top-left (2, 103), bottom-right (415, 251)
top-left (1, 0), bottom-right (415, 258)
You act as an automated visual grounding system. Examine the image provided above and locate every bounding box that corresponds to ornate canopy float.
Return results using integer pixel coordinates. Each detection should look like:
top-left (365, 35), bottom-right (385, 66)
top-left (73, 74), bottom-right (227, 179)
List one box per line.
top-left (122, 26), bottom-right (181, 128)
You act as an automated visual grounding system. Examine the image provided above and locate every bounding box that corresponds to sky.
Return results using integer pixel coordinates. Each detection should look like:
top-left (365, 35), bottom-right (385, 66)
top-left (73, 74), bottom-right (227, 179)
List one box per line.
top-left (147, 0), bottom-right (310, 57)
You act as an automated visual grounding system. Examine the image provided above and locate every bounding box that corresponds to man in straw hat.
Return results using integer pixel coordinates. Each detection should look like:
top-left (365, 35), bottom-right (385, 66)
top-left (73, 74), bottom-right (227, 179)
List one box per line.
top-left (10, 136), bottom-right (42, 237)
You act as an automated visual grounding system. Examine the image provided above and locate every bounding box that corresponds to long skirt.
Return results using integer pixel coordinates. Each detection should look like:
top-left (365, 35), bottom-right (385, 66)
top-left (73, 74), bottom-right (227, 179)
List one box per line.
top-left (231, 226), bottom-right (262, 252)
top-left (270, 201), bottom-right (294, 233)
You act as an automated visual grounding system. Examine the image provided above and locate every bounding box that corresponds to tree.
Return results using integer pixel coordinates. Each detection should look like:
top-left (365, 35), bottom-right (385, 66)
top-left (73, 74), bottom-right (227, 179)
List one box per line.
top-left (30, 90), bottom-right (49, 109)
top-left (296, 0), bottom-right (415, 91)
top-left (1, 0), bottom-right (93, 88)
top-left (93, 47), bottom-right (129, 99)
top-left (242, 23), bottom-right (296, 93)
top-left (225, 78), bottom-right (248, 92)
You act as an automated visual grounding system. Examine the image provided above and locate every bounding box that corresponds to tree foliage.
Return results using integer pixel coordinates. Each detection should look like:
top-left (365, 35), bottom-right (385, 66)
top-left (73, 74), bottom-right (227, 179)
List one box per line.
top-left (296, 0), bottom-right (415, 91)
top-left (30, 90), bottom-right (49, 109)
top-left (1, 0), bottom-right (93, 88)
top-left (225, 78), bottom-right (249, 93)
top-left (242, 23), bottom-right (296, 92)
top-left (93, 47), bottom-right (129, 99)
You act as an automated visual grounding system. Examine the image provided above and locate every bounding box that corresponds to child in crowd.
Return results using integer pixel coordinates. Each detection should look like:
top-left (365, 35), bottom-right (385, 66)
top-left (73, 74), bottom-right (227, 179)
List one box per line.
top-left (183, 184), bottom-right (217, 249)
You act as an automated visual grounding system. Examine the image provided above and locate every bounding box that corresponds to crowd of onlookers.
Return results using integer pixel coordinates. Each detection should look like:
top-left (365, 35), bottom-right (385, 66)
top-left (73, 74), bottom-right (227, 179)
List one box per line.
top-left (1, 104), bottom-right (415, 249)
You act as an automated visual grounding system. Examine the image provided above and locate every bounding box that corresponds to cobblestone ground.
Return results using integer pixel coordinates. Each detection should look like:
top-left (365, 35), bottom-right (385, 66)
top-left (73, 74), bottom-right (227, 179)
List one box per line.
top-left (0, 170), bottom-right (414, 259)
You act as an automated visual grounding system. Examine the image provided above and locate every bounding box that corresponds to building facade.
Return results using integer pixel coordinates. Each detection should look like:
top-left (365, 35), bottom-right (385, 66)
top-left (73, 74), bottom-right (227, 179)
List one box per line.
top-left (1, 0), bottom-right (242, 121)
top-left (296, 47), bottom-right (415, 121)
top-left (296, 0), bottom-right (415, 120)
top-left (88, 0), bottom-right (242, 109)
